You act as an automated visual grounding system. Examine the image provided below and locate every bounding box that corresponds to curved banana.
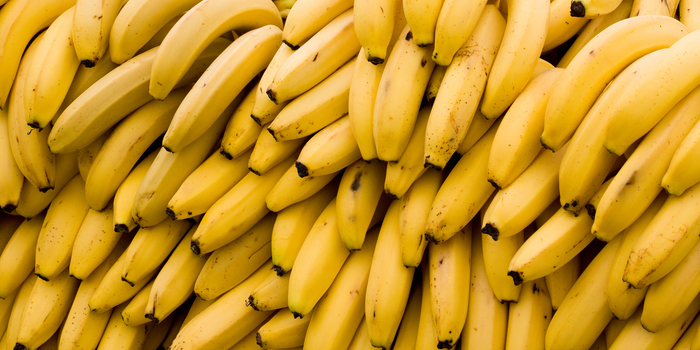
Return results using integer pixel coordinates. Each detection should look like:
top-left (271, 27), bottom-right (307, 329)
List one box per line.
top-left (267, 9), bottom-right (359, 105)
top-left (247, 270), bottom-right (290, 311)
top-left (162, 25), bottom-right (282, 153)
top-left (86, 88), bottom-right (189, 211)
top-left (0, 0), bottom-right (76, 108)
top-left (250, 43), bottom-right (293, 126)
top-left (76, 129), bottom-right (110, 182)
top-left (570, 0), bottom-right (625, 17)
top-left (373, 24), bottom-right (435, 162)
top-left (49, 38), bottom-right (231, 154)
top-left (111, 151), bottom-right (156, 233)
top-left (256, 308), bottom-right (310, 348)
top-left (295, 116), bottom-right (361, 178)
top-left (267, 59), bottom-right (355, 142)
top-left (424, 119), bottom-right (499, 244)
top-left (270, 184), bottom-right (336, 275)
top-left (220, 86), bottom-right (263, 160)
top-left (479, 0), bottom-right (549, 120)
top-left (281, 0), bottom-right (353, 49)
top-left (544, 255), bottom-right (580, 310)
top-left (424, 5), bottom-right (504, 170)
top-left (0, 214), bottom-right (43, 299)
top-left (266, 163), bottom-right (339, 213)
top-left (662, 110), bottom-right (700, 196)
top-left (402, 0), bottom-right (443, 47)
top-left (455, 110), bottom-right (497, 156)
top-left (414, 263), bottom-right (439, 350)
top-left (120, 279), bottom-right (154, 327)
top-left (24, 7), bottom-right (79, 130)
top-left (425, 64), bottom-right (447, 103)
top-left (194, 213), bottom-right (274, 301)
top-left (167, 149), bottom-right (251, 220)
top-left (630, 0), bottom-right (681, 16)
top-left (542, 16), bottom-right (687, 153)
top-left (337, 159), bottom-right (386, 251)
top-left (487, 68), bottom-right (564, 189)
top-left (594, 86), bottom-right (700, 241)
top-left (249, 127), bottom-right (306, 176)
top-left (543, 0), bottom-right (589, 53)
top-left (354, 0), bottom-right (400, 64)
top-left (14, 152), bottom-right (78, 219)
top-left (391, 282), bottom-right (421, 350)
top-left (149, 0), bottom-right (282, 100)
top-left (69, 205), bottom-right (122, 280)
top-left (399, 169), bottom-right (442, 267)
top-left (2, 275), bottom-right (37, 350)
top-left (109, 0), bottom-right (202, 64)
top-left (349, 49), bottom-right (384, 162)
top-left (505, 279), bottom-right (552, 350)
top-left (681, 0), bottom-right (700, 31)
top-left (384, 105), bottom-right (431, 199)
top-left (192, 156), bottom-right (295, 257)
top-left (0, 107), bottom-right (23, 213)
top-left (432, 0), bottom-right (488, 66)
top-left (71, 0), bottom-right (122, 66)
top-left (483, 221), bottom-right (525, 294)
top-left (146, 225), bottom-right (208, 324)
top-left (95, 303), bottom-right (150, 350)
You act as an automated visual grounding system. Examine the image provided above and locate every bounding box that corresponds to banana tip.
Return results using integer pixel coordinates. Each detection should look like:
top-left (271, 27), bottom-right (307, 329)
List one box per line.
top-left (190, 241), bottom-right (201, 255)
top-left (266, 89), bottom-right (278, 104)
top-left (256, 332), bottom-right (263, 347)
top-left (14, 343), bottom-right (28, 350)
top-left (272, 265), bottom-right (286, 276)
top-left (487, 179), bottom-right (501, 190)
top-left (165, 208), bottom-right (177, 220)
top-left (220, 149), bottom-right (233, 160)
top-left (508, 271), bottom-right (524, 286)
top-left (282, 40), bottom-right (300, 50)
top-left (121, 276), bottom-right (135, 287)
top-left (1, 204), bottom-right (16, 213)
top-left (367, 56), bottom-right (384, 65)
top-left (145, 313), bottom-right (159, 324)
top-left (249, 167), bottom-right (261, 176)
top-left (481, 224), bottom-right (499, 241)
top-left (250, 114), bottom-right (262, 126)
top-left (295, 162), bottom-right (308, 178)
top-left (570, 1), bottom-right (585, 17)
top-left (35, 273), bottom-right (49, 282)
top-left (424, 233), bottom-right (439, 245)
top-left (437, 341), bottom-right (454, 349)
top-left (266, 127), bottom-right (277, 141)
top-left (114, 224), bottom-right (129, 233)
top-left (291, 311), bottom-right (304, 319)
top-left (585, 204), bottom-right (596, 219)
top-left (246, 295), bottom-right (261, 311)
top-left (81, 59), bottom-right (96, 68)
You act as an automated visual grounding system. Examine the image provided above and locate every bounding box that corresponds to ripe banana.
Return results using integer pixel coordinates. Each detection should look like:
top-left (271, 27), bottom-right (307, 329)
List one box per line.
top-left (399, 169), bottom-right (442, 267)
top-left (96, 303), bottom-right (149, 350)
top-left (247, 270), bottom-right (290, 311)
top-left (570, 0), bottom-right (625, 17)
top-left (265, 160), bottom-right (339, 213)
top-left (544, 255), bottom-right (580, 310)
top-left (349, 49), bottom-right (384, 162)
top-left (69, 205), bottom-right (122, 280)
top-left (383, 105), bottom-right (431, 199)
top-left (256, 308), bottom-right (311, 348)
top-left (76, 129), bottom-right (110, 182)
top-left (681, 0), bottom-right (700, 31)
top-left (14, 152), bottom-right (78, 219)
top-left (424, 5), bottom-right (504, 170)
top-left (402, 0), bottom-right (444, 46)
top-left (281, 0), bottom-right (353, 49)
top-left (248, 127), bottom-right (306, 176)
top-left (425, 65), bottom-right (447, 102)
top-left (337, 159), bottom-right (386, 251)
top-left (0, 107), bottom-right (23, 213)
top-left (120, 280), bottom-right (154, 327)
top-left (630, 0), bottom-right (681, 16)
top-left (504, 279), bottom-right (552, 350)
top-left (354, 0), bottom-right (400, 64)
top-left (0, 213), bottom-right (43, 299)
top-left (455, 109), bottom-right (497, 156)
top-left (0, 286), bottom-right (19, 345)
top-left (543, 0), bottom-right (589, 53)
top-left (479, 0), bottom-right (549, 120)
top-left (162, 25), bottom-right (282, 153)
top-left (194, 213), bottom-right (274, 301)
top-left (483, 228), bottom-right (524, 303)
top-left (109, 0), bottom-right (202, 64)
top-left (167, 149), bottom-right (251, 220)
top-left (220, 86), bottom-right (263, 160)
top-left (267, 59), bottom-right (355, 141)
top-left (391, 282), bottom-right (421, 350)
top-left (414, 263), bottom-right (439, 350)
top-left (250, 43), bottom-right (294, 126)
top-left (112, 151), bottom-right (156, 233)
top-left (295, 116), bottom-right (361, 178)
top-left (1, 275), bottom-right (37, 350)
top-left (432, 0), bottom-right (488, 66)
top-left (662, 110), bottom-right (700, 196)
top-left (71, 0), bottom-right (123, 67)
top-left (348, 317), bottom-right (372, 350)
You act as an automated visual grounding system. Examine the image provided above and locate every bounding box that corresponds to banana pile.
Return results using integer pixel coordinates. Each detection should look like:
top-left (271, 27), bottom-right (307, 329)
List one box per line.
top-left (3, 0), bottom-right (700, 349)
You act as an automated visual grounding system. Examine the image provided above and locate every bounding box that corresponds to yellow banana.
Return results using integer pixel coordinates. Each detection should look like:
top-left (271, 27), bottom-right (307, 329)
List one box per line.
top-left (348, 317), bottom-right (372, 350)
top-left (570, 0), bottom-right (626, 17)
top-left (432, 0), bottom-right (488, 66)
top-left (95, 303), bottom-right (149, 350)
top-left (402, 0), bottom-right (444, 46)
top-left (399, 169), bottom-right (442, 267)
top-left (71, 0), bottom-right (123, 66)
top-left (76, 129), bottom-right (110, 182)
top-left (630, 0), bottom-right (681, 16)
top-left (337, 159), bottom-right (386, 251)
top-left (383, 105), bottom-right (431, 199)
top-left (0, 107), bottom-right (23, 213)
top-left (425, 65), bottom-right (447, 102)
top-left (505, 279), bottom-right (552, 350)
top-left (543, 0), bottom-right (589, 53)
top-left (247, 270), bottom-right (290, 311)
top-left (267, 166), bottom-right (340, 213)
top-left (483, 228), bottom-right (524, 302)
top-left (256, 308), bottom-right (310, 349)
top-left (121, 280), bottom-right (154, 327)
top-left (0, 214), bottom-right (24, 252)
top-left (69, 205), bottom-right (122, 280)
top-left (112, 150), bottom-right (157, 233)
top-left (0, 213), bottom-right (44, 299)
top-left (249, 127), bottom-right (306, 176)
top-left (681, 0), bottom-right (700, 31)
top-left (414, 263), bottom-right (439, 350)
top-left (281, 0), bottom-right (353, 49)
top-left (1, 276), bottom-right (37, 350)
top-left (662, 108), bottom-right (700, 196)
top-left (250, 43), bottom-right (293, 126)
top-left (220, 86), bottom-right (262, 160)
top-left (391, 282), bottom-right (421, 350)
top-left (455, 109), bottom-right (498, 156)
top-left (0, 287), bottom-right (18, 344)
top-left (544, 255), bottom-right (580, 310)
top-left (354, 0), bottom-right (400, 64)
top-left (349, 49), bottom-right (384, 162)
top-left (142, 312), bottom-right (175, 350)
top-left (15, 152), bottom-right (78, 219)
top-left (424, 5), bottom-right (504, 169)
top-left (673, 313), bottom-right (700, 350)
top-left (295, 116), bottom-right (361, 178)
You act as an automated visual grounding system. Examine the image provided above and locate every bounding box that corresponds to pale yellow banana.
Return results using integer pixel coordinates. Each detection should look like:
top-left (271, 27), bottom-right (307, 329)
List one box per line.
top-left (455, 109), bottom-right (497, 156)
top-left (266, 165), bottom-right (339, 213)
top-left (0, 107), bottom-right (23, 213)
top-left (630, 0), bottom-right (681, 16)
top-left (112, 150), bottom-right (157, 233)
top-left (391, 282), bottom-right (421, 350)
top-left (432, 0), bottom-right (488, 66)
top-left (505, 279), bottom-right (552, 350)
top-left (249, 127), bottom-right (306, 176)
top-left (425, 64), bottom-right (447, 102)
top-left (250, 43), bottom-right (293, 126)
top-left (570, 0), bottom-right (626, 17)
top-left (71, 0), bottom-right (123, 66)
top-left (15, 152), bottom-right (78, 219)
top-left (662, 110), bottom-right (700, 196)
top-left (399, 169), bottom-right (441, 267)
top-left (383, 105), bottom-right (431, 199)
top-left (69, 205), bottom-right (122, 280)
top-left (96, 303), bottom-right (149, 350)
top-left (483, 229), bottom-right (523, 302)
top-left (545, 255), bottom-right (580, 310)
top-left (402, 0), bottom-right (444, 46)
top-left (120, 280), bottom-right (154, 327)
top-left (281, 0), bottom-right (353, 49)
top-left (1, 276), bottom-right (37, 350)
top-left (349, 49), bottom-right (383, 162)
top-left (256, 308), bottom-right (310, 349)
top-left (0, 213), bottom-right (43, 299)
top-left (76, 129), bottom-right (110, 182)
top-left (354, 0), bottom-right (400, 64)
top-left (295, 116), bottom-right (361, 178)
top-left (337, 159), bottom-right (386, 251)
top-left (681, 0), bottom-right (700, 31)
top-left (247, 270), bottom-right (290, 311)
top-left (220, 85), bottom-right (262, 159)
top-left (543, 0), bottom-right (589, 53)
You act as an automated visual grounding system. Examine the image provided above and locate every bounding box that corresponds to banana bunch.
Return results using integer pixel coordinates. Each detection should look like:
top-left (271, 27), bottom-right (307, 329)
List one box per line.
top-left (5, 0), bottom-right (700, 349)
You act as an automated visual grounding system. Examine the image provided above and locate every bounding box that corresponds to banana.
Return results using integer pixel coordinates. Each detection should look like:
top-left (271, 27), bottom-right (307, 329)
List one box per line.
top-left (429, 224), bottom-right (471, 348)
top-left (354, 0), bottom-right (400, 64)
top-left (24, 7), bottom-right (79, 130)
top-left (414, 263), bottom-right (439, 350)
top-left (7, 33), bottom-right (56, 192)
top-left (0, 0), bottom-right (76, 108)
top-left (132, 102), bottom-right (234, 228)
top-left (58, 237), bottom-right (125, 350)
top-left (250, 44), bottom-right (294, 126)
top-left (604, 318), bottom-right (627, 348)
top-left (479, 0), bottom-right (549, 120)
top-left (249, 127), bottom-right (306, 176)
top-left (570, 0), bottom-right (626, 17)
top-left (337, 159), bottom-right (386, 251)
top-left (544, 235), bottom-right (620, 350)
top-left (267, 59), bottom-right (355, 142)
top-left (681, 0), bottom-right (700, 31)
top-left (399, 169), bottom-right (442, 267)
top-left (267, 167), bottom-right (341, 214)
top-left (121, 280), bottom-right (154, 326)
top-left (424, 119), bottom-right (500, 244)
top-left (194, 213), bottom-right (274, 301)
top-left (280, 0), bottom-right (353, 49)
top-left (545, 255), bottom-right (580, 310)
top-left (349, 49), bottom-right (384, 162)
top-left (0, 213), bottom-right (44, 299)
top-left (0, 287), bottom-right (18, 344)
top-left (191, 155), bottom-right (295, 256)
top-left (49, 38), bottom-right (231, 154)
top-left (505, 279), bottom-right (552, 350)
top-left (557, 49), bottom-right (664, 214)
top-left (266, 9), bottom-right (359, 105)
top-left (247, 270), bottom-right (290, 311)
top-left (373, 24), bottom-right (435, 162)
top-left (256, 308), bottom-right (310, 348)
top-left (112, 151), bottom-right (156, 233)
top-left (482, 145), bottom-right (567, 240)
top-left (149, 0), bottom-right (282, 100)
top-left (69, 205), bottom-right (123, 280)
top-left (425, 65), bottom-right (447, 103)
top-left (630, 0), bottom-right (681, 16)
top-left (269, 184), bottom-right (336, 275)
top-left (487, 68), bottom-right (564, 189)
top-left (85, 88), bottom-right (189, 211)
top-left (96, 303), bottom-right (149, 350)
top-left (109, 0), bottom-right (202, 64)
top-left (15, 267), bottom-right (80, 350)
top-left (455, 109), bottom-right (498, 156)
top-left (220, 86), bottom-right (263, 160)
top-left (543, 0), bottom-right (589, 53)
top-left (608, 296), bottom-right (700, 350)
top-left (76, 129), bottom-right (110, 182)
top-left (162, 25), bottom-right (282, 153)
top-left (1, 276), bottom-right (37, 350)
top-left (287, 198), bottom-right (351, 318)
top-left (167, 149), bottom-right (251, 220)
top-left (391, 282), bottom-right (421, 350)
top-left (460, 226), bottom-right (508, 350)
top-left (71, 0), bottom-right (123, 66)
top-left (662, 109), bottom-right (700, 196)
top-left (0, 214), bottom-right (24, 252)
top-left (365, 200), bottom-right (415, 349)
top-left (483, 228), bottom-right (524, 303)
top-left (673, 313), bottom-right (700, 350)
top-left (0, 106), bottom-right (23, 213)
top-left (593, 86), bottom-right (700, 241)
top-left (294, 115), bottom-right (361, 178)
top-left (432, 0), bottom-right (488, 66)
top-left (348, 317), bottom-right (372, 350)
top-left (15, 152), bottom-right (78, 219)
top-left (624, 181), bottom-right (700, 288)
top-left (402, 0), bottom-right (444, 46)
top-left (34, 175), bottom-right (91, 281)
top-left (142, 312), bottom-right (175, 350)
top-left (121, 218), bottom-right (193, 286)
top-left (507, 179), bottom-right (611, 285)
top-left (301, 227), bottom-right (378, 350)
top-left (158, 299), bottom-right (191, 350)
top-left (543, 17), bottom-right (687, 153)
top-left (383, 105), bottom-right (431, 199)
top-left (168, 262), bottom-right (275, 350)
top-left (424, 5), bottom-right (504, 169)
top-left (146, 225), bottom-right (208, 324)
